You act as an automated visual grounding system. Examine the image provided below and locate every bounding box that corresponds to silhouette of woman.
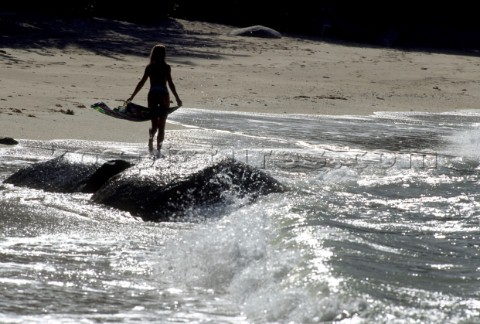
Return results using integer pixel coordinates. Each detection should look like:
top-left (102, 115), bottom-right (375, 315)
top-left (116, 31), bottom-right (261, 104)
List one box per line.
top-left (128, 44), bottom-right (182, 153)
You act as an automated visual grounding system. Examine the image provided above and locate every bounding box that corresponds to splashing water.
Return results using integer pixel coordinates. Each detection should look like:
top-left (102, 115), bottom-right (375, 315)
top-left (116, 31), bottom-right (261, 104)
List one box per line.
top-left (2, 109), bottom-right (480, 323)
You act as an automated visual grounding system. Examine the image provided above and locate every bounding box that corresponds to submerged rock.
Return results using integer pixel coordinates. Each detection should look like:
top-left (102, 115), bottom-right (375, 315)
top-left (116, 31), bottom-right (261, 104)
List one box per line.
top-left (92, 157), bottom-right (286, 222)
top-left (0, 137), bottom-right (18, 145)
top-left (4, 155), bottom-right (132, 193)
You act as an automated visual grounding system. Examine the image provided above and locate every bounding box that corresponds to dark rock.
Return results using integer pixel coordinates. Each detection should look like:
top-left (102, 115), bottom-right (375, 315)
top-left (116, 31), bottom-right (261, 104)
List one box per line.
top-left (4, 153), bottom-right (285, 222)
top-left (80, 159), bottom-right (132, 193)
top-left (0, 137), bottom-right (18, 145)
top-left (92, 157), bottom-right (286, 222)
top-left (229, 25), bottom-right (282, 38)
top-left (4, 155), bottom-right (131, 193)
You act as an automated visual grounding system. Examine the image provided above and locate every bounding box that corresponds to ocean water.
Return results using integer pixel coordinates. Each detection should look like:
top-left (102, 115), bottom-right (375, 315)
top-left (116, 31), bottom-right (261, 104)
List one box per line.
top-left (2, 108), bottom-right (480, 323)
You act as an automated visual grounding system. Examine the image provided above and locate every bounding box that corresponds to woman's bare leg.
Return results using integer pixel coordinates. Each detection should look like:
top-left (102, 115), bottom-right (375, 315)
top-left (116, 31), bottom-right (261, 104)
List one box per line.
top-left (148, 94), bottom-right (169, 153)
top-left (157, 116), bottom-right (167, 151)
top-left (149, 120), bottom-right (157, 152)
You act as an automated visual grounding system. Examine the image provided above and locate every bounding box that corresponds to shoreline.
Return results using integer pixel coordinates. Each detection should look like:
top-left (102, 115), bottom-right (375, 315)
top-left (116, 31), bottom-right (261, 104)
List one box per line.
top-left (2, 15), bottom-right (480, 142)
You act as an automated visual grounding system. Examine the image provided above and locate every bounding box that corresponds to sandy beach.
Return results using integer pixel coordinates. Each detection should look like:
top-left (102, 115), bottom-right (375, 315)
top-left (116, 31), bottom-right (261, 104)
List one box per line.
top-left (2, 14), bottom-right (480, 143)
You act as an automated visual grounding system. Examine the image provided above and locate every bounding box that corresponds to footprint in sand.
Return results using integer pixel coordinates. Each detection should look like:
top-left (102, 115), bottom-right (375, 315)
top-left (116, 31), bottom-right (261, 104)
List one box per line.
top-left (9, 108), bottom-right (22, 114)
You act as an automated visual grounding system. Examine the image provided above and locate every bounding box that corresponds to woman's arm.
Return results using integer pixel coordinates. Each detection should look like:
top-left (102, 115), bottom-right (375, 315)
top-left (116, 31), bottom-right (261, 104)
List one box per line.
top-left (127, 66), bottom-right (149, 102)
top-left (166, 66), bottom-right (182, 106)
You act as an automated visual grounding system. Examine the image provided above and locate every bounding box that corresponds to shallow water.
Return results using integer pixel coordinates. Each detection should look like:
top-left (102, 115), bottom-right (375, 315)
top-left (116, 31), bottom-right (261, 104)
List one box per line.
top-left (2, 108), bottom-right (480, 323)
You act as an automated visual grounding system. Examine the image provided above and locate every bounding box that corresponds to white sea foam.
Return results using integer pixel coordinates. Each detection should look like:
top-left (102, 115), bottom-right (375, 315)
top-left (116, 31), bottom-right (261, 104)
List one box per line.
top-left (443, 125), bottom-right (480, 159)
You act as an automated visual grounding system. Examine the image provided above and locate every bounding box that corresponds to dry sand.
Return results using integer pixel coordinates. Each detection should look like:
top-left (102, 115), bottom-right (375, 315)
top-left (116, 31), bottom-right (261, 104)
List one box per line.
top-left (2, 16), bottom-right (480, 143)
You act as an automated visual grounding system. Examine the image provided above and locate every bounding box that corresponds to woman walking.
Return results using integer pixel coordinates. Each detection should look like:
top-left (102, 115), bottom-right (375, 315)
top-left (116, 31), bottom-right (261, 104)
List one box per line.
top-left (127, 44), bottom-right (182, 153)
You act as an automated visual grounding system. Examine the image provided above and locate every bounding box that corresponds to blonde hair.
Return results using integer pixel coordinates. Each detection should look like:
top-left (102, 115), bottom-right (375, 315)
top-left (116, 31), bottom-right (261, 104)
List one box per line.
top-left (150, 44), bottom-right (166, 64)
